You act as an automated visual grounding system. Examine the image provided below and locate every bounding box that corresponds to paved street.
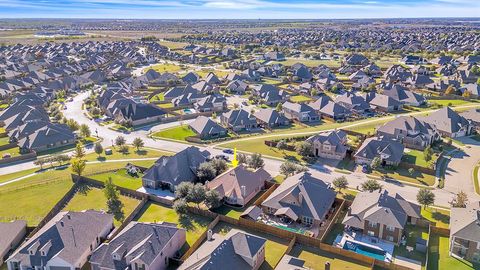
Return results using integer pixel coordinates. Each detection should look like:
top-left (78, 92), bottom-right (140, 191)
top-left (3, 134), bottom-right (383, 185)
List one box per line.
top-left (1, 91), bottom-right (479, 207)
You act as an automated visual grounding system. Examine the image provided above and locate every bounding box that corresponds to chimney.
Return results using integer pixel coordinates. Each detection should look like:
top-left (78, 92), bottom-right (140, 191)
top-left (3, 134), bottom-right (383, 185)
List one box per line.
top-left (60, 221), bottom-right (64, 227)
top-left (241, 186), bottom-right (246, 197)
top-left (67, 214), bottom-right (71, 220)
top-left (207, 229), bottom-right (213, 241)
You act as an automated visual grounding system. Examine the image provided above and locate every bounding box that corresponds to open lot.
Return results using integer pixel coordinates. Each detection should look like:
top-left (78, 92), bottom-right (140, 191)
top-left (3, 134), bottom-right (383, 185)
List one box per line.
top-left (135, 202), bottom-right (212, 255)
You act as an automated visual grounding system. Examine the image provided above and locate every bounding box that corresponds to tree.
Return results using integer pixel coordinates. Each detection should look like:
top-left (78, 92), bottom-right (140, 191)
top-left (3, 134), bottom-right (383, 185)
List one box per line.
top-left (118, 145), bottom-right (129, 154)
top-left (74, 143), bottom-right (85, 159)
top-left (424, 146), bottom-right (433, 162)
top-left (370, 157), bottom-right (382, 170)
top-left (34, 158), bottom-right (47, 170)
top-left (248, 153), bottom-right (264, 169)
top-left (417, 188), bottom-right (435, 209)
top-left (295, 141), bottom-right (313, 158)
top-left (71, 159), bottom-right (86, 176)
top-left (205, 190), bottom-right (222, 209)
top-left (445, 85), bottom-right (456, 95)
top-left (175, 182), bottom-right (193, 199)
top-left (449, 191), bottom-right (468, 208)
top-left (54, 154), bottom-right (70, 166)
top-left (173, 198), bottom-right (189, 215)
top-left (66, 119), bottom-right (79, 131)
top-left (333, 176), bottom-right (348, 192)
top-left (238, 153), bottom-right (248, 164)
top-left (115, 136), bottom-right (126, 147)
top-left (361, 179), bottom-right (382, 192)
top-left (197, 162), bottom-right (217, 182)
top-left (280, 161), bottom-right (297, 176)
top-left (79, 124), bottom-right (91, 138)
top-left (132, 137), bottom-right (144, 151)
top-left (104, 178), bottom-right (125, 221)
top-left (211, 159), bottom-right (228, 176)
top-left (94, 142), bottom-right (103, 157)
top-left (277, 140), bottom-right (287, 150)
top-left (187, 183), bottom-right (206, 207)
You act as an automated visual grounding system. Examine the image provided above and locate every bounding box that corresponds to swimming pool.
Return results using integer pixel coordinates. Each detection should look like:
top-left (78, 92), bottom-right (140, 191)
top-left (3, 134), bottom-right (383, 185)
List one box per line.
top-left (343, 241), bottom-right (386, 261)
top-left (273, 224), bottom-right (305, 234)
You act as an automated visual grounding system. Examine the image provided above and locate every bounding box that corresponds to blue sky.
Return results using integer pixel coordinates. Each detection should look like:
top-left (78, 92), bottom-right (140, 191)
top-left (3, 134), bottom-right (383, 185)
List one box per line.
top-left (0, 0), bottom-right (479, 19)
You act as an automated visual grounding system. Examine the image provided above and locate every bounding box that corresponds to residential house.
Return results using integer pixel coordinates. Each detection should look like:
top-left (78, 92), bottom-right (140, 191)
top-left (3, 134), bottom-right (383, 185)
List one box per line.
top-left (261, 172), bottom-right (336, 226)
top-left (402, 55), bottom-right (426, 65)
top-left (342, 190), bottom-right (421, 244)
top-left (252, 84), bottom-right (287, 106)
top-left (449, 201), bottom-right (480, 262)
top-left (282, 101), bottom-right (319, 123)
top-left (0, 220), bottom-right (27, 265)
top-left (227, 80), bottom-right (248, 94)
top-left (291, 63), bottom-right (313, 82)
top-left (142, 146), bottom-right (210, 191)
top-left (422, 107), bottom-right (474, 138)
top-left (368, 94), bottom-right (403, 112)
top-left (17, 122), bottom-right (76, 153)
top-left (460, 109), bottom-right (480, 128)
top-left (383, 85), bottom-right (426, 106)
top-left (307, 130), bottom-right (348, 160)
top-left (179, 230), bottom-right (266, 270)
top-left (189, 116), bottom-right (227, 139)
top-left (460, 83), bottom-right (480, 97)
top-left (220, 109), bottom-right (259, 131)
top-left (253, 108), bottom-right (290, 128)
top-left (318, 101), bottom-right (351, 121)
top-left (89, 222), bottom-right (186, 270)
top-left (6, 211), bottom-right (114, 270)
top-left (206, 165), bottom-right (271, 207)
top-left (377, 116), bottom-right (440, 150)
top-left (354, 137), bottom-right (405, 166)
top-left (194, 94), bottom-right (227, 112)
top-left (335, 92), bottom-right (371, 116)
top-left (264, 51), bottom-right (285, 61)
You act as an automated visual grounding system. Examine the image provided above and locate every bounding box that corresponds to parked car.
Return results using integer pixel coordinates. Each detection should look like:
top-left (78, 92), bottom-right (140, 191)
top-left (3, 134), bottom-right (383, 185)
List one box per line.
top-left (222, 149), bottom-right (234, 154)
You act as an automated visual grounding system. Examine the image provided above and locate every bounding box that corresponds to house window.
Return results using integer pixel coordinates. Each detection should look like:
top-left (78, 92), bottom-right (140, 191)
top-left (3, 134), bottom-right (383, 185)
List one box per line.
top-left (386, 225), bottom-right (395, 232)
top-left (386, 235), bottom-right (394, 242)
top-left (367, 231), bottom-right (375, 236)
top-left (368, 221), bottom-right (378, 228)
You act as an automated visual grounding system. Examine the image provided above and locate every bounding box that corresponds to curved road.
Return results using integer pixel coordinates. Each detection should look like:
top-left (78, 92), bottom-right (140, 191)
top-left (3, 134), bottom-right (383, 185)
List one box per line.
top-left (2, 91), bottom-right (480, 207)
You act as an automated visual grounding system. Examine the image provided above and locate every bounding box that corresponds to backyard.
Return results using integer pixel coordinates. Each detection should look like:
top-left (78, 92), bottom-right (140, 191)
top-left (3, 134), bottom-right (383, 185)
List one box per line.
top-left (402, 148), bottom-right (438, 168)
top-left (88, 168), bottom-right (144, 190)
top-left (421, 207), bottom-right (450, 229)
top-left (63, 187), bottom-right (140, 226)
top-left (427, 233), bottom-right (479, 270)
top-left (135, 202), bottom-right (212, 255)
top-left (213, 221), bottom-right (290, 270)
top-left (393, 224), bottom-right (429, 266)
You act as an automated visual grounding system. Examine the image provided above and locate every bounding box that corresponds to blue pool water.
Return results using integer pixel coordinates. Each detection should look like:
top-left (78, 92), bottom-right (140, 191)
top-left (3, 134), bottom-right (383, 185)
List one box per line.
top-left (273, 224), bottom-right (305, 234)
top-left (343, 241), bottom-right (386, 261)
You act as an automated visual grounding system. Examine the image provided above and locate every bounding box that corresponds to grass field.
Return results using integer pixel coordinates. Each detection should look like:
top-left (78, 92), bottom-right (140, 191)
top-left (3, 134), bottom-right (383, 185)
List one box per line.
top-left (213, 221), bottom-right (290, 269)
top-left (421, 207), bottom-right (450, 229)
top-left (290, 95), bottom-right (314, 103)
top-left (474, 164), bottom-right (480, 195)
top-left (89, 168), bottom-right (143, 190)
top-left (0, 145), bottom-right (21, 158)
top-left (159, 40), bottom-right (188, 50)
top-left (152, 125), bottom-right (197, 141)
top-left (0, 168), bottom-right (38, 184)
top-left (84, 146), bottom-right (171, 162)
top-left (402, 148), bottom-right (438, 168)
top-left (64, 187), bottom-right (140, 226)
top-left (0, 136), bottom-right (10, 145)
top-left (269, 58), bottom-right (342, 68)
top-left (149, 92), bottom-right (165, 102)
top-left (290, 244), bottom-right (371, 270)
top-left (196, 69), bottom-right (229, 79)
top-left (428, 99), bottom-right (475, 107)
top-left (135, 202), bottom-right (212, 255)
top-left (427, 233), bottom-right (479, 270)
top-left (145, 63), bottom-right (184, 73)
top-left (374, 167), bottom-right (436, 186)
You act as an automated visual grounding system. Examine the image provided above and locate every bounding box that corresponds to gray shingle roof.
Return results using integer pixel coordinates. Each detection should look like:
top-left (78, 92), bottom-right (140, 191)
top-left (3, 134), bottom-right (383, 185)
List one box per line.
top-left (450, 202), bottom-right (480, 243)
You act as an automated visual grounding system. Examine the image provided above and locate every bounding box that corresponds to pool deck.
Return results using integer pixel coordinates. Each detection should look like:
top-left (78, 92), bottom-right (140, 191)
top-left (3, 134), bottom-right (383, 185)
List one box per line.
top-left (334, 231), bottom-right (395, 262)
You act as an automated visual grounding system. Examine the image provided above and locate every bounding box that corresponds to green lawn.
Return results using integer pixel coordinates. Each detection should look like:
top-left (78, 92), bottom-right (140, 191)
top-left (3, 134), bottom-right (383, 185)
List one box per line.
top-left (135, 202), bottom-right (212, 255)
top-left (290, 244), bottom-right (371, 270)
top-left (149, 92), bottom-right (165, 102)
top-left (213, 221), bottom-right (289, 269)
top-left (196, 69), bottom-right (229, 79)
top-left (88, 168), bottom-right (143, 190)
top-left (85, 146), bottom-right (171, 162)
top-left (474, 164), bottom-right (480, 195)
top-left (0, 136), bottom-right (10, 145)
top-left (421, 207), bottom-right (450, 229)
top-left (373, 167), bottom-right (436, 186)
top-left (428, 99), bottom-right (474, 107)
top-left (0, 168), bottom-right (39, 184)
top-left (145, 63), bottom-right (184, 73)
top-left (159, 40), bottom-right (188, 50)
top-left (64, 187), bottom-right (140, 226)
top-left (152, 125), bottom-right (197, 141)
top-left (427, 233), bottom-right (479, 270)
top-left (402, 148), bottom-right (438, 168)
top-left (393, 224), bottom-right (429, 265)
top-left (157, 102), bottom-right (174, 109)
top-left (290, 95), bottom-right (313, 103)
top-left (0, 145), bottom-right (21, 158)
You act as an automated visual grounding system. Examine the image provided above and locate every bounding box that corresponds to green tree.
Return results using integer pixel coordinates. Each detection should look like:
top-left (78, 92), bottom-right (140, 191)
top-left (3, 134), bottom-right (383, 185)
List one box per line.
top-left (175, 182), bottom-right (194, 199)
top-left (132, 137), bottom-right (144, 151)
top-left (187, 183), bottom-right (207, 207)
top-left (79, 124), bottom-right (91, 138)
top-left (197, 162), bottom-right (217, 182)
top-left (295, 141), bottom-right (313, 158)
top-left (71, 159), bottom-right (86, 176)
top-left (277, 140), bottom-right (287, 150)
top-left (74, 143), bottom-right (85, 159)
top-left (248, 153), bottom-right (264, 169)
top-left (361, 179), bottom-right (382, 192)
top-left (280, 161), bottom-right (297, 176)
top-left (118, 145), bottom-right (129, 154)
top-left (237, 153), bottom-right (248, 164)
top-left (173, 198), bottom-right (189, 215)
top-left (370, 157), bottom-right (382, 170)
top-left (205, 190), bottom-right (222, 209)
top-left (66, 119), bottom-right (79, 131)
top-left (94, 143), bottom-right (103, 157)
top-left (424, 146), bottom-right (433, 162)
top-left (449, 190), bottom-right (468, 208)
top-left (211, 159), bottom-right (228, 176)
top-left (417, 188), bottom-right (435, 209)
top-left (333, 176), bottom-right (348, 192)
top-left (115, 136), bottom-right (126, 147)
top-left (104, 178), bottom-right (125, 221)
